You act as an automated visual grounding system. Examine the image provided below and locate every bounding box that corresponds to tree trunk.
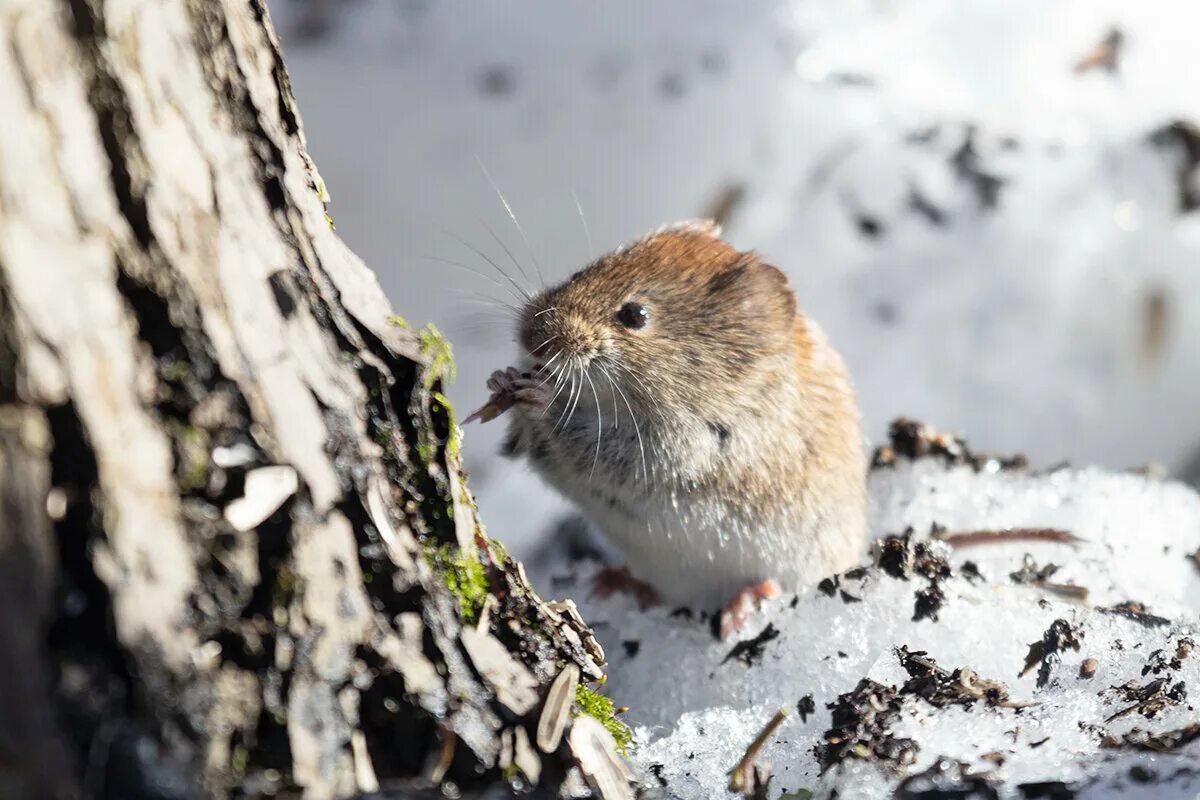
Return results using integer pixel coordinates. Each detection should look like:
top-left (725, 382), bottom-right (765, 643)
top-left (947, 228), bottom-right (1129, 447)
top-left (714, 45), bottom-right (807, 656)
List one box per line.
top-left (0, 1), bottom-right (624, 797)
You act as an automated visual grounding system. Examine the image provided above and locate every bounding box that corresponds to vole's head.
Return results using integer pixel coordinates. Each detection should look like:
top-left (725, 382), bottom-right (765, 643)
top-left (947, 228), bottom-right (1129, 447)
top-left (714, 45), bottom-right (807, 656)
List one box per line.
top-left (517, 221), bottom-right (798, 415)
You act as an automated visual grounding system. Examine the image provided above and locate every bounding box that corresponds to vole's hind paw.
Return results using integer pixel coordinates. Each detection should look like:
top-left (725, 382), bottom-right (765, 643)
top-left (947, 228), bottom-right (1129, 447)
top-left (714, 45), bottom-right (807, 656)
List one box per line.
top-left (719, 579), bottom-right (781, 640)
top-left (590, 566), bottom-right (659, 609)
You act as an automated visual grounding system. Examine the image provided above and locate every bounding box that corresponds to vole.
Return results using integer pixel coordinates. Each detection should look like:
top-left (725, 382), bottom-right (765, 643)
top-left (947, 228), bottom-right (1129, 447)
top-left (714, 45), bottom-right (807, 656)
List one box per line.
top-left (466, 221), bottom-right (866, 636)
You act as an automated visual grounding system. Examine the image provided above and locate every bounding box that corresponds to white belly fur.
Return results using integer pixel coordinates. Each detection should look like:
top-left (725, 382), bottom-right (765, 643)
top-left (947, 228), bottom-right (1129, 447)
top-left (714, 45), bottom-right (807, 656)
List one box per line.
top-left (559, 470), bottom-right (862, 609)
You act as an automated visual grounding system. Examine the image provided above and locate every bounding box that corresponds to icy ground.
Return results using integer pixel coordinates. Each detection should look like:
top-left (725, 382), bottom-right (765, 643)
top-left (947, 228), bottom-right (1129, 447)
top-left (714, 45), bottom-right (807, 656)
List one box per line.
top-left (551, 450), bottom-right (1200, 799)
top-left (269, 0), bottom-right (1200, 560)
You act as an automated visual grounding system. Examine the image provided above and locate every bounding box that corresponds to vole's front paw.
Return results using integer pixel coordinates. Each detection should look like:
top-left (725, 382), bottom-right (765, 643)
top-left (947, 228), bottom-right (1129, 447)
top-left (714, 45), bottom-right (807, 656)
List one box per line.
top-left (719, 579), bottom-right (781, 640)
top-left (512, 372), bottom-right (555, 410)
top-left (465, 368), bottom-right (526, 424)
top-left (590, 566), bottom-right (659, 609)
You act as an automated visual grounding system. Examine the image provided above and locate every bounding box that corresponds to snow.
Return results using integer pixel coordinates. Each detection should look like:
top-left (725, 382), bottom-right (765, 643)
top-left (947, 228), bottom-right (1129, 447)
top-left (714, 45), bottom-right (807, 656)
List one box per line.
top-left (560, 458), bottom-right (1200, 798)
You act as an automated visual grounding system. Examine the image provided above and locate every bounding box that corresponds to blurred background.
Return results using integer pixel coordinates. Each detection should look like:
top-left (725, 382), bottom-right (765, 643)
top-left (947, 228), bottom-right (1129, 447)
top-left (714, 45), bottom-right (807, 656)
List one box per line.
top-left (267, 0), bottom-right (1200, 561)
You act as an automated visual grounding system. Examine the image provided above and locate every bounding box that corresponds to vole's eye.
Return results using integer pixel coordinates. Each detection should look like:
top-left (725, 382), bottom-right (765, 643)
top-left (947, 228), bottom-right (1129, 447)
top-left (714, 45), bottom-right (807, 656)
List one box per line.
top-left (615, 301), bottom-right (649, 330)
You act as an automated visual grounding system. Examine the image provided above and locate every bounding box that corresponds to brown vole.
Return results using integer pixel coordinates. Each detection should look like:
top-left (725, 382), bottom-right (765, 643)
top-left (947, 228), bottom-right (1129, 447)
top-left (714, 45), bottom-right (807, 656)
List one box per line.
top-left (467, 221), bottom-right (867, 634)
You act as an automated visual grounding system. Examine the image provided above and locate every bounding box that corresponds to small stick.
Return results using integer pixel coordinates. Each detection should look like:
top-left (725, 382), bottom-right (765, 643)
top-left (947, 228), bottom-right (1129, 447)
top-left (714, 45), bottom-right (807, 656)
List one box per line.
top-left (935, 528), bottom-right (1082, 548)
top-left (1034, 581), bottom-right (1090, 602)
top-left (728, 708), bottom-right (788, 796)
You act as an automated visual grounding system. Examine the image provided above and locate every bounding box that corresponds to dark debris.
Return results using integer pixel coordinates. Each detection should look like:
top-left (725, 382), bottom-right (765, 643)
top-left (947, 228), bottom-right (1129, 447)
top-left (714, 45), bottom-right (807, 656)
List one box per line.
top-left (1098, 601), bottom-right (1172, 629)
top-left (817, 679), bottom-right (916, 772)
top-left (872, 418), bottom-right (1028, 472)
top-left (951, 127), bottom-right (1007, 211)
top-left (1103, 677), bottom-right (1187, 722)
top-left (722, 624), bottom-right (781, 667)
top-left (894, 757), bottom-right (999, 800)
top-left (1017, 781), bottom-right (1078, 799)
top-left (797, 694), bottom-right (816, 723)
top-left (1020, 619), bottom-right (1083, 688)
top-left (1105, 723), bottom-right (1200, 753)
top-left (1009, 555), bottom-right (1088, 602)
top-left (1148, 120), bottom-right (1200, 214)
top-left (897, 647), bottom-right (1023, 709)
top-left (870, 529), bottom-right (953, 621)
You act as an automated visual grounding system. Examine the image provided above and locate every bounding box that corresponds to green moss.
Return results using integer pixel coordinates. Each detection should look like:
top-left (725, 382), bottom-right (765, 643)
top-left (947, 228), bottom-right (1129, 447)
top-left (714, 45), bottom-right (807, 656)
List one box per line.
top-left (231, 744), bottom-right (249, 780)
top-left (431, 390), bottom-right (463, 461)
top-left (418, 322), bottom-right (455, 388)
top-left (424, 543), bottom-right (488, 624)
top-left (415, 437), bottom-right (437, 465)
top-left (384, 315), bottom-right (456, 388)
top-left (488, 537), bottom-right (509, 565)
top-left (160, 359), bottom-right (190, 384)
top-left (174, 423), bottom-right (210, 492)
top-left (574, 684), bottom-right (633, 754)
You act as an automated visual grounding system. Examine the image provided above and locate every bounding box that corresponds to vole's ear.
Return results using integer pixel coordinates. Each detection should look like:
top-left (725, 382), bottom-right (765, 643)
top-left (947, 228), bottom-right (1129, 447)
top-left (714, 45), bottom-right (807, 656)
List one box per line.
top-left (707, 255), bottom-right (797, 323)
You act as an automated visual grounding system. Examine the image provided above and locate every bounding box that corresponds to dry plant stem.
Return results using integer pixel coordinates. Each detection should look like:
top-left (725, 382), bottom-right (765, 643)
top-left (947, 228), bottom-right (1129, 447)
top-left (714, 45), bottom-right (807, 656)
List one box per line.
top-left (728, 708), bottom-right (789, 795)
top-left (935, 528), bottom-right (1082, 548)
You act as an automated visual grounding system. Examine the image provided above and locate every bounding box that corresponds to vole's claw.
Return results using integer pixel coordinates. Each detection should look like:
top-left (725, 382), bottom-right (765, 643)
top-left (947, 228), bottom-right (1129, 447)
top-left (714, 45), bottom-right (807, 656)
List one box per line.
top-left (719, 579), bottom-right (781, 640)
top-left (486, 368), bottom-right (516, 394)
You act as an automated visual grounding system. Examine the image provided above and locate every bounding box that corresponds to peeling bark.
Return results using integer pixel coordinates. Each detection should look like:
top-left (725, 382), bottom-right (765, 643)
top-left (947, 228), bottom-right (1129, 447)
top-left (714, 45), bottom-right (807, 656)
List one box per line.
top-left (0, 1), bottom-right (622, 797)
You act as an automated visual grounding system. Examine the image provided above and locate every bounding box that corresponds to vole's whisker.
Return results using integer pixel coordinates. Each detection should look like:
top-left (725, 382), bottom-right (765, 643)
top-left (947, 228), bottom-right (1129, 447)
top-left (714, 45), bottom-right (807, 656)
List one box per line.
top-left (610, 360), bottom-right (658, 411)
top-left (531, 334), bottom-right (560, 357)
top-left (475, 154), bottom-right (546, 287)
top-left (597, 362), bottom-right (620, 430)
top-left (540, 359), bottom-right (571, 413)
top-left (439, 228), bottom-right (532, 302)
top-left (478, 215), bottom-right (533, 286)
top-left (450, 289), bottom-right (521, 316)
top-left (584, 369), bottom-right (603, 478)
top-left (533, 307), bottom-right (559, 317)
top-left (605, 364), bottom-right (647, 484)
top-left (422, 254), bottom-right (522, 300)
top-left (536, 360), bottom-right (565, 395)
top-left (549, 364), bottom-right (578, 431)
top-left (540, 355), bottom-right (566, 386)
top-left (537, 350), bottom-right (563, 377)
top-left (563, 369), bottom-right (584, 436)
top-left (571, 189), bottom-right (594, 262)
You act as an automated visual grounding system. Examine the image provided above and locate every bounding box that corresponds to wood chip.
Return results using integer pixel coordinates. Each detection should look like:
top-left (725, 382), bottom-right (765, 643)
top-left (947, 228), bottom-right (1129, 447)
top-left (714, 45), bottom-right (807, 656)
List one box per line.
top-left (460, 626), bottom-right (540, 715)
top-left (223, 465), bottom-right (298, 531)
top-left (538, 663), bottom-right (579, 753)
top-left (513, 725), bottom-right (542, 784)
top-left (569, 716), bottom-right (635, 800)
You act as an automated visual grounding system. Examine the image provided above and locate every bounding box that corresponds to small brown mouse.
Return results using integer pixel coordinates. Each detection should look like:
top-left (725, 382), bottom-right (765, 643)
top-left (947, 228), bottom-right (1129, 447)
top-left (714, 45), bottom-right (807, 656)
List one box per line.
top-left (468, 221), bottom-right (866, 635)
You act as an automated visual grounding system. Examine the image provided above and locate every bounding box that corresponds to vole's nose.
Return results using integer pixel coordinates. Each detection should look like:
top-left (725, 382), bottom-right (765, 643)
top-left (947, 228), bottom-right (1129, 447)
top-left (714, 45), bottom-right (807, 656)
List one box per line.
top-left (522, 311), bottom-right (593, 361)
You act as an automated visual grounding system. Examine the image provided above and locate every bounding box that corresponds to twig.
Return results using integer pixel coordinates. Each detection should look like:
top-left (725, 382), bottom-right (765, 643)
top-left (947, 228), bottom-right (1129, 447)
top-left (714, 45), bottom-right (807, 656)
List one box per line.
top-left (935, 528), bottom-right (1082, 548)
top-left (728, 708), bottom-right (789, 796)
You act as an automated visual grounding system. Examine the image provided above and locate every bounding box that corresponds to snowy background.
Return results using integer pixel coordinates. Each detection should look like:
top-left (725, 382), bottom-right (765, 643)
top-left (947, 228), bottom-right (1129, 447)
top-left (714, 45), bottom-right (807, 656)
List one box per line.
top-left (264, 2), bottom-right (1200, 795)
